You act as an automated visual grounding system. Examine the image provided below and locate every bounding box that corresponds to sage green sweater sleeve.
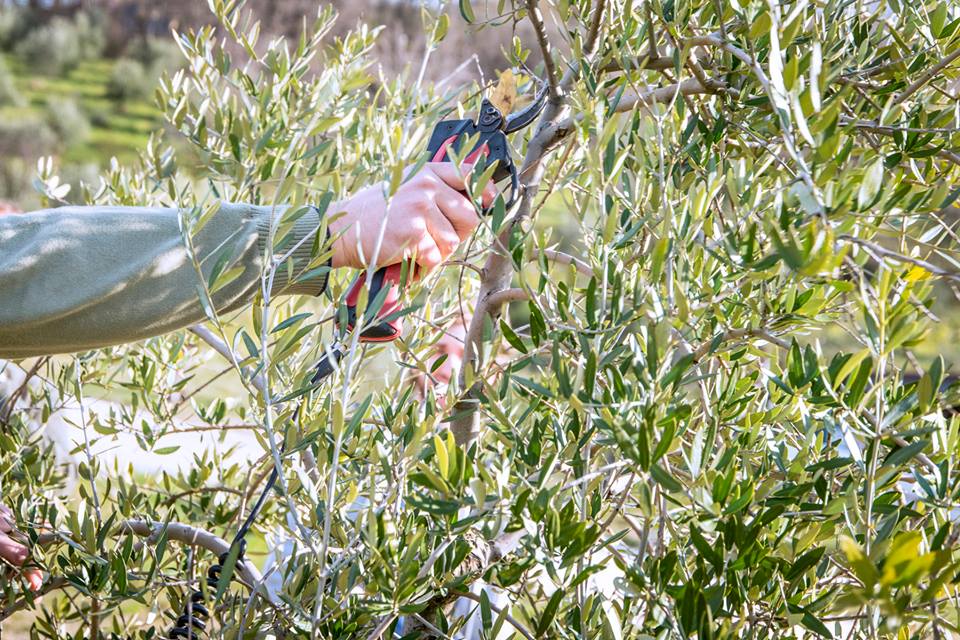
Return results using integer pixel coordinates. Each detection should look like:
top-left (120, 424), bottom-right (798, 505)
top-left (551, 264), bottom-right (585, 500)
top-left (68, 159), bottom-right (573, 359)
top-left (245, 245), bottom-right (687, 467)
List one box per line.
top-left (0, 203), bottom-right (329, 359)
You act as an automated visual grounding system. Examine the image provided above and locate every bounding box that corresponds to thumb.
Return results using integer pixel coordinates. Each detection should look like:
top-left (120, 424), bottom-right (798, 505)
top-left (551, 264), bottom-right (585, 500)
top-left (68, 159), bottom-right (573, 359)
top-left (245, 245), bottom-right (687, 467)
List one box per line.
top-left (0, 532), bottom-right (28, 566)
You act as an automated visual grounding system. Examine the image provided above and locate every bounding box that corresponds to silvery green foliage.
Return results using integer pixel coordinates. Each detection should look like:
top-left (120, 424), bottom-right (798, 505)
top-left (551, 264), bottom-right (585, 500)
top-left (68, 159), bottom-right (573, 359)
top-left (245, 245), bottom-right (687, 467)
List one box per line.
top-left (14, 16), bottom-right (82, 76)
top-left (4, 0), bottom-right (960, 638)
top-left (105, 58), bottom-right (151, 104)
top-left (5, 10), bottom-right (101, 77)
top-left (45, 98), bottom-right (91, 149)
top-left (0, 55), bottom-right (22, 107)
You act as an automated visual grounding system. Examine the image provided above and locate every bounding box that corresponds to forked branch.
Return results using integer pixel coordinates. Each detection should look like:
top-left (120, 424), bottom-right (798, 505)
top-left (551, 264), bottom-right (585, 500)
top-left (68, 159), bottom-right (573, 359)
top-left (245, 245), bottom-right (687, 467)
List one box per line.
top-left (450, 8), bottom-right (727, 445)
top-left (6, 519), bottom-right (277, 621)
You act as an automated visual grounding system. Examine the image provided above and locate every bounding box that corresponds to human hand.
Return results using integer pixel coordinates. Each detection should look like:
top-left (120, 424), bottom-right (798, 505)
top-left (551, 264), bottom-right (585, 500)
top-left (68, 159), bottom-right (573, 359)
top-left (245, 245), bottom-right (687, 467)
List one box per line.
top-left (329, 163), bottom-right (496, 273)
top-left (0, 503), bottom-right (42, 591)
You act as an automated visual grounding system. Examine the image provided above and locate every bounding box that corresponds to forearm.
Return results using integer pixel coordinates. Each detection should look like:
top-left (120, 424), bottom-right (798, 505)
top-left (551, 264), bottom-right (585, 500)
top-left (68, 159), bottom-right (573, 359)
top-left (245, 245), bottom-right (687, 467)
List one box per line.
top-left (0, 203), bottom-right (328, 358)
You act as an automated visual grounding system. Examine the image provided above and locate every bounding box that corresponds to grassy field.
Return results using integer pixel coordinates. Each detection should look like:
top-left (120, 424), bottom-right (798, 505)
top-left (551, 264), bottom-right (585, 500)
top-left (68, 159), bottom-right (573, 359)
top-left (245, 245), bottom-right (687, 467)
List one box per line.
top-left (1, 54), bottom-right (161, 166)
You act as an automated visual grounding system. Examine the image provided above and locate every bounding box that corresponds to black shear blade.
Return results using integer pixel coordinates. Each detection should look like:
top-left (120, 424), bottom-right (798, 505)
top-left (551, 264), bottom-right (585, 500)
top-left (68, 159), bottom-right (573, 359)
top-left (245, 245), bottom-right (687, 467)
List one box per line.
top-left (503, 84), bottom-right (548, 134)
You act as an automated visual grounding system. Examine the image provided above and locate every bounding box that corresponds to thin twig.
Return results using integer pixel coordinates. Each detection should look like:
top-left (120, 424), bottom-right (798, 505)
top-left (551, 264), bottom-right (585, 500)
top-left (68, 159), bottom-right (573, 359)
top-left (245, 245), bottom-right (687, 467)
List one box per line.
top-left (0, 576), bottom-right (69, 621)
top-left (892, 47), bottom-right (960, 106)
top-left (644, 0), bottom-right (658, 57)
top-left (161, 485), bottom-right (246, 506)
top-left (73, 360), bottom-right (102, 530)
top-left (449, 590), bottom-right (535, 640)
top-left (838, 116), bottom-right (960, 166)
top-left (583, 0), bottom-right (608, 56)
top-left (412, 613), bottom-right (453, 638)
top-left (485, 288), bottom-right (530, 308)
top-left (526, 0), bottom-right (560, 98)
top-left (601, 55), bottom-right (675, 74)
top-left (0, 357), bottom-right (49, 424)
top-left (551, 78), bottom-right (724, 138)
top-left (189, 325), bottom-right (268, 397)
top-left (119, 520), bottom-right (277, 605)
top-left (365, 614), bottom-right (397, 640)
top-left (89, 597), bottom-right (101, 640)
top-left (691, 327), bottom-right (790, 362)
top-left (531, 248), bottom-right (593, 276)
top-left (840, 234), bottom-right (960, 283)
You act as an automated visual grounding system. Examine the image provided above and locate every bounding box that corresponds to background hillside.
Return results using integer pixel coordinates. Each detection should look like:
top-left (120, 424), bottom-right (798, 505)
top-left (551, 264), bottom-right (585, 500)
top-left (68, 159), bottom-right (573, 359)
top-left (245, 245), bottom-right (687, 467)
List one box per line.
top-left (0, 0), bottom-right (530, 209)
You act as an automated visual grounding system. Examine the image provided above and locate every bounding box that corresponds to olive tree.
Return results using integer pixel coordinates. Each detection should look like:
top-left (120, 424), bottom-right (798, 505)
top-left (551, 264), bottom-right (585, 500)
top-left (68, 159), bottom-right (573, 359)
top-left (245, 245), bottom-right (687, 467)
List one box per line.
top-left (4, 0), bottom-right (960, 638)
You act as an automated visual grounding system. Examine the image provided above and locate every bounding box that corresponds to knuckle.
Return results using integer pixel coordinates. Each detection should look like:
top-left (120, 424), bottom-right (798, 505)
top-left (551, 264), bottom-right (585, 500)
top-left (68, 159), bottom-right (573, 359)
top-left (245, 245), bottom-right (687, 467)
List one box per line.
top-left (416, 171), bottom-right (437, 188)
top-left (408, 215), bottom-right (428, 234)
top-left (411, 197), bottom-right (431, 216)
top-left (400, 195), bottom-right (429, 219)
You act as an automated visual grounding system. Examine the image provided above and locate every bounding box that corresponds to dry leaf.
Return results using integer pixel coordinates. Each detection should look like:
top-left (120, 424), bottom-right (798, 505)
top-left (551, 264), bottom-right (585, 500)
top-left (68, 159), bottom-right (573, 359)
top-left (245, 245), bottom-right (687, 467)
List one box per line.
top-left (488, 69), bottom-right (517, 115)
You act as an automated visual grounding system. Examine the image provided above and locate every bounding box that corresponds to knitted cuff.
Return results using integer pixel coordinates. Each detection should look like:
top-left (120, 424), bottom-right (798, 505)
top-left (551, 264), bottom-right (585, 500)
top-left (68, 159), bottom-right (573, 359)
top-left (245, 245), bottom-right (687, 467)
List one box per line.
top-left (255, 205), bottom-right (332, 297)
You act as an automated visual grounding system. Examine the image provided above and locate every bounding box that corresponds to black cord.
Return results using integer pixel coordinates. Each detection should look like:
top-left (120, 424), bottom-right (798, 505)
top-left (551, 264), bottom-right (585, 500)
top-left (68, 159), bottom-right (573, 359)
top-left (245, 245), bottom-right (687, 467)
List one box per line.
top-left (164, 349), bottom-right (340, 639)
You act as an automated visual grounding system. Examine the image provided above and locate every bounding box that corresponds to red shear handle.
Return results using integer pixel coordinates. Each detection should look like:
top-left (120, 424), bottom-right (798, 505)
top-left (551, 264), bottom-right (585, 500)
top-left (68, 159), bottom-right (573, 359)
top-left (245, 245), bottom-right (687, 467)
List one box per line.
top-left (344, 264), bottom-right (405, 342)
top-left (344, 134), bottom-right (491, 344)
top-left (432, 135), bottom-right (489, 165)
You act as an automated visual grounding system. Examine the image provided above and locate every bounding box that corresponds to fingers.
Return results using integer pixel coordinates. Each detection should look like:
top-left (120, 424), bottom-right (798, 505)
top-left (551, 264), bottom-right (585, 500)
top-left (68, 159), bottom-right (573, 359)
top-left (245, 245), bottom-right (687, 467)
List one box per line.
top-left (0, 502), bottom-right (41, 591)
top-left (398, 184), bottom-right (469, 274)
top-left (338, 162), bottom-right (498, 273)
top-left (0, 531), bottom-right (28, 567)
top-left (426, 201), bottom-right (465, 258)
top-left (24, 567), bottom-right (43, 591)
top-left (416, 199), bottom-right (479, 274)
top-left (0, 505), bottom-right (26, 567)
top-left (432, 179), bottom-right (480, 241)
top-left (425, 162), bottom-right (498, 209)
top-left (425, 162), bottom-right (470, 191)
top-left (412, 233), bottom-right (444, 273)
top-left (479, 178), bottom-right (498, 208)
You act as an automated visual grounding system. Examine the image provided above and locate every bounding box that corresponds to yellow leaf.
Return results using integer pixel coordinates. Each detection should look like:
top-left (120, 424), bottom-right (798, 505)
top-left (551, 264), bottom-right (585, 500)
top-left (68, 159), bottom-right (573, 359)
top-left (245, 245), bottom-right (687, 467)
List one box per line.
top-left (882, 531), bottom-right (922, 586)
top-left (488, 69), bottom-right (517, 116)
top-left (433, 434), bottom-right (449, 479)
top-left (833, 348), bottom-right (870, 388)
top-left (840, 535), bottom-right (879, 589)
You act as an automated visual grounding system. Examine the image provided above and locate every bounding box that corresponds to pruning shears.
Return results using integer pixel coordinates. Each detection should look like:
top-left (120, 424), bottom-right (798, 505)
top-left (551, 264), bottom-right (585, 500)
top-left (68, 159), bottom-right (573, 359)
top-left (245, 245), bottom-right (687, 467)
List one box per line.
top-left (339, 85), bottom-right (548, 345)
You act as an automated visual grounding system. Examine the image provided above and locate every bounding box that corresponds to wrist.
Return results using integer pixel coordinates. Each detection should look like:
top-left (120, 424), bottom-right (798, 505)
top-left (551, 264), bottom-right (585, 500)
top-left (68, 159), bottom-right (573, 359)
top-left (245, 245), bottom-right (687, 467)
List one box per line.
top-left (328, 194), bottom-right (368, 270)
top-left (327, 206), bottom-right (354, 270)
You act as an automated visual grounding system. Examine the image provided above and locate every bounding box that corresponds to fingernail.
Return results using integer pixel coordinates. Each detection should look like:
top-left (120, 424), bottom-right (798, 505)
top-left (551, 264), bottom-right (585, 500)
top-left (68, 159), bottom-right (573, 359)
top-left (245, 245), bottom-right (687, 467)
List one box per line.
top-left (26, 569), bottom-right (43, 591)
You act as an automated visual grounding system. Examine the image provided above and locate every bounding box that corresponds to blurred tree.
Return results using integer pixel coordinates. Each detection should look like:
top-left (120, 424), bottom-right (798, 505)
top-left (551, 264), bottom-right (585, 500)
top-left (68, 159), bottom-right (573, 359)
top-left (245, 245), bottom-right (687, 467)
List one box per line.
top-left (0, 56), bottom-right (23, 106)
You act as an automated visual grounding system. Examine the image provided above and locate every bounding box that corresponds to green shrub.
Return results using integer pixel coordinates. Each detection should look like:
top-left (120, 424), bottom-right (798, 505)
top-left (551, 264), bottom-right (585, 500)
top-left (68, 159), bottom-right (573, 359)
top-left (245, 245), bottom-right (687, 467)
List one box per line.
top-left (74, 11), bottom-right (105, 61)
top-left (45, 97), bottom-right (90, 148)
top-left (58, 161), bottom-right (100, 196)
top-left (0, 56), bottom-right (23, 107)
top-left (0, 156), bottom-right (34, 205)
top-left (107, 39), bottom-right (181, 105)
top-left (0, 6), bottom-right (34, 51)
top-left (7, 1), bottom-right (960, 637)
top-left (14, 17), bottom-right (80, 76)
top-left (106, 58), bottom-right (151, 103)
top-left (87, 105), bottom-right (111, 128)
top-left (0, 116), bottom-right (56, 158)
top-left (135, 37), bottom-right (184, 77)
